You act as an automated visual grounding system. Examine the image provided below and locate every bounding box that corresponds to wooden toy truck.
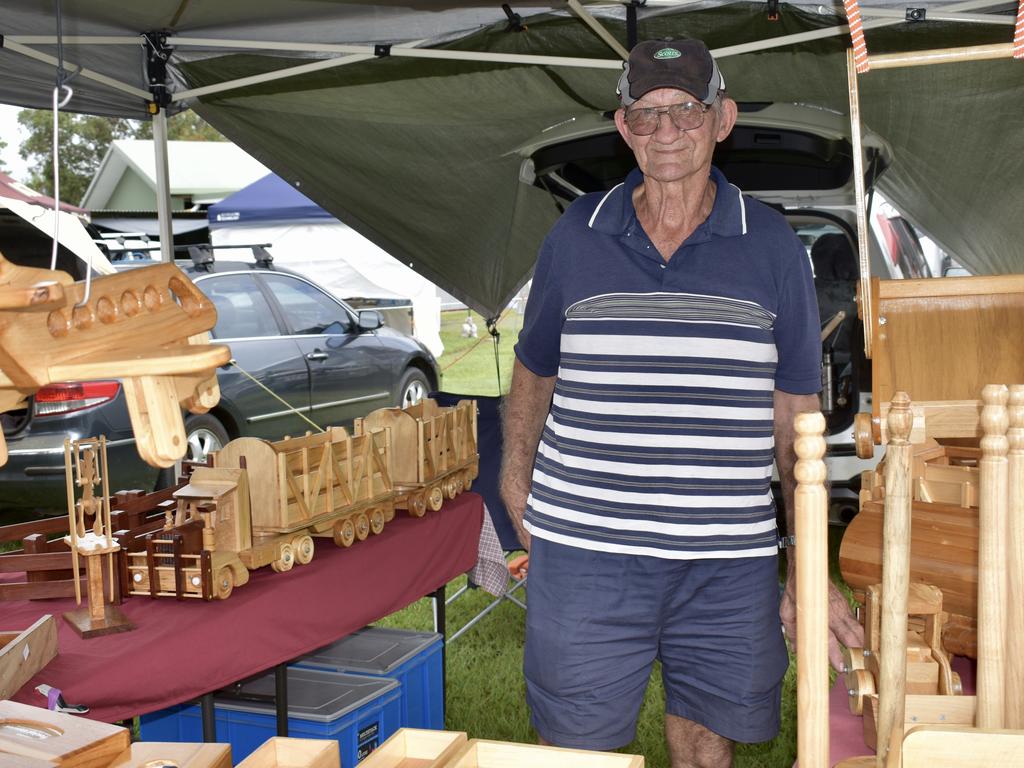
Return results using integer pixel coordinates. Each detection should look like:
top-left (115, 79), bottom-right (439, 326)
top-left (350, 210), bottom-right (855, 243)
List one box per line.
top-left (123, 398), bottom-right (477, 600)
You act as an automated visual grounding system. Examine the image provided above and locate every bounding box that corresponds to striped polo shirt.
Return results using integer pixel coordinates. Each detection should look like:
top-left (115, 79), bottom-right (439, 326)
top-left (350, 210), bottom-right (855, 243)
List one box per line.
top-left (514, 166), bottom-right (820, 560)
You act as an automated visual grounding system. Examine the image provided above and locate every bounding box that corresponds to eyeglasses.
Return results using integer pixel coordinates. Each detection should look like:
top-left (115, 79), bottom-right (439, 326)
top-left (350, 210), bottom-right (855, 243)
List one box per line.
top-left (623, 100), bottom-right (712, 135)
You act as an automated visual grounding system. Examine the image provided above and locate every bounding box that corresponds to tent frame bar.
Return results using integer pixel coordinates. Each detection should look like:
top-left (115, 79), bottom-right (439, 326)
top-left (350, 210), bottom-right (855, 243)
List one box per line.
top-left (566, 0), bottom-right (630, 60)
top-left (0, 39), bottom-right (150, 100)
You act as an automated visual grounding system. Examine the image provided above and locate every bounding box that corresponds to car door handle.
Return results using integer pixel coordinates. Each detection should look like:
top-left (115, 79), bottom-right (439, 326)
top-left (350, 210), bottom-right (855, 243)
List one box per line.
top-left (306, 351), bottom-right (328, 361)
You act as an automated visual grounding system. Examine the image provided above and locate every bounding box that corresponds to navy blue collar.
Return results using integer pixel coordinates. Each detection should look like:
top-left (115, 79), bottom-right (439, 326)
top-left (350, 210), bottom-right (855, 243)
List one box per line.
top-left (587, 165), bottom-right (747, 240)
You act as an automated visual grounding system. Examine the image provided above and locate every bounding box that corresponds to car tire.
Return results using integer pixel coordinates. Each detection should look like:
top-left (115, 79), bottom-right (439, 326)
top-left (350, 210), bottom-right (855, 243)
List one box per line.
top-left (184, 413), bottom-right (230, 465)
top-left (397, 368), bottom-right (430, 409)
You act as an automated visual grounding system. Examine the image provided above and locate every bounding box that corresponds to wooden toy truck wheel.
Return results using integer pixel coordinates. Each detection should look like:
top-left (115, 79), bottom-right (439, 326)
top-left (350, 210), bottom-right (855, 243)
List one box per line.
top-left (334, 517), bottom-right (356, 547)
top-left (369, 508), bottom-right (385, 535)
top-left (355, 512), bottom-right (370, 541)
top-left (215, 567), bottom-right (234, 600)
top-left (462, 470), bottom-right (474, 492)
top-left (409, 493), bottom-right (427, 518)
top-left (845, 668), bottom-right (875, 716)
top-left (445, 477), bottom-right (458, 500)
top-left (951, 671), bottom-right (963, 695)
top-left (272, 543), bottom-right (295, 572)
top-left (292, 534), bottom-right (315, 565)
top-left (428, 486), bottom-right (444, 512)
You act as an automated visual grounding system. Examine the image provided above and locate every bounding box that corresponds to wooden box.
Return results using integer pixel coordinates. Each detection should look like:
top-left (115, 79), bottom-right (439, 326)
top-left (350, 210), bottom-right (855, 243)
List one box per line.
top-left (234, 738), bottom-right (338, 768)
top-left (444, 740), bottom-right (644, 768)
top-left (107, 743), bottom-right (231, 768)
top-left (0, 701), bottom-right (129, 768)
top-left (358, 729), bottom-right (466, 767)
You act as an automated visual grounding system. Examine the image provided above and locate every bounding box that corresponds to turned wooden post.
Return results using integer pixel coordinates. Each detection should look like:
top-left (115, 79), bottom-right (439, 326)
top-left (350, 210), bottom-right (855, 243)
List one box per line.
top-left (978, 384), bottom-right (1009, 729)
top-left (1005, 384), bottom-right (1024, 729)
top-left (795, 410), bottom-right (828, 768)
top-left (877, 392), bottom-right (912, 768)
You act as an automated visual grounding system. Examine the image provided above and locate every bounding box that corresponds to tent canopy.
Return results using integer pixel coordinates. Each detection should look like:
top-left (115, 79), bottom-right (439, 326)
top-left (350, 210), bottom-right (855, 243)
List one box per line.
top-left (209, 172), bottom-right (334, 226)
top-left (1, 2), bottom-right (1022, 315)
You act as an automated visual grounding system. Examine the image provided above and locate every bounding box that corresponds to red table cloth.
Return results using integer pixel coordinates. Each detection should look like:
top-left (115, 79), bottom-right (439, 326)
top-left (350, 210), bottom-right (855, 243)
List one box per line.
top-left (6, 493), bottom-right (483, 723)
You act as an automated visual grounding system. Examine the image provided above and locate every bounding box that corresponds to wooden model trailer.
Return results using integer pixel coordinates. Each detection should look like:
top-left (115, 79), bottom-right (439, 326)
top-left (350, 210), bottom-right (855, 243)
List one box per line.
top-left (354, 398), bottom-right (478, 517)
top-left (124, 425), bottom-right (393, 600)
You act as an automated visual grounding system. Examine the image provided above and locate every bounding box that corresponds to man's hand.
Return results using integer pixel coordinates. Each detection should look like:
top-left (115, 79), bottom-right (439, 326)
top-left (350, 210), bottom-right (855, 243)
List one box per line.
top-left (780, 575), bottom-right (864, 672)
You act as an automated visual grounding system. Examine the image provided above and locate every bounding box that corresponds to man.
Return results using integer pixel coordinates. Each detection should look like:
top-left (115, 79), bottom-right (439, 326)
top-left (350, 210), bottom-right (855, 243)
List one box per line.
top-left (500, 38), bottom-right (863, 767)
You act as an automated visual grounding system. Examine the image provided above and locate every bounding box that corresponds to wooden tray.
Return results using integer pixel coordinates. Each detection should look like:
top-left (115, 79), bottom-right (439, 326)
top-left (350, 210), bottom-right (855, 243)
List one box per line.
top-left (0, 700), bottom-right (129, 768)
top-left (445, 740), bottom-right (644, 768)
top-left (234, 738), bottom-right (338, 768)
top-left (107, 743), bottom-right (231, 768)
top-left (358, 729), bottom-right (467, 767)
top-left (0, 615), bottom-right (58, 699)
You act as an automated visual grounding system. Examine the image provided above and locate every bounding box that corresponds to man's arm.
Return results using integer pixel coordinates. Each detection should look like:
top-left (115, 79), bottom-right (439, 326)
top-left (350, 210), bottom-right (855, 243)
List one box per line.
top-left (774, 389), bottom-right (864, 671)
top-left (500, 358), bottom-right (557, 551)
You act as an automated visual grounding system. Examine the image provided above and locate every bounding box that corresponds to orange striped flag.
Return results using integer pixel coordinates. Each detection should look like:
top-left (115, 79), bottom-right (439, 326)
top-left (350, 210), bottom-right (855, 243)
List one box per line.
top-left (844, 0), bottom-right (870, 73)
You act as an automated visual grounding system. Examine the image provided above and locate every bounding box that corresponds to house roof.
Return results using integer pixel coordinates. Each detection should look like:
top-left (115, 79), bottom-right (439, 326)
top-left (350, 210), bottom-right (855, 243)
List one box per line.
top-left (0, 171), bottom-right (86, 214)
top-left (81, 140), bottom-right (269, 210)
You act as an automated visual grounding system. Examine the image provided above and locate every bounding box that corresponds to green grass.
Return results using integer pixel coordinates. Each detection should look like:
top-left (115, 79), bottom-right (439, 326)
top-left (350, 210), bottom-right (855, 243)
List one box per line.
top-left (436, 309), bottom-right (524, 396)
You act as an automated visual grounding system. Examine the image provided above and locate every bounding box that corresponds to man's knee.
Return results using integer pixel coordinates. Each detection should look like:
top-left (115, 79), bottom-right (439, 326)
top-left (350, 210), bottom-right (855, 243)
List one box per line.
top-left (665, 714), bottom-right (733, 768)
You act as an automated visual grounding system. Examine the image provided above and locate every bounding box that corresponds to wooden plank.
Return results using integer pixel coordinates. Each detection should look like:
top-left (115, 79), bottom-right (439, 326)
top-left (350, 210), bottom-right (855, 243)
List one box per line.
top-left (0, 615), bottom-right (58, 699)
top-left (902, 726), bottom-right (1024, 767)
top-left (1006, 384), bottom-right (1024, 728)
top-left (0, 551), bottom-right (76, 573)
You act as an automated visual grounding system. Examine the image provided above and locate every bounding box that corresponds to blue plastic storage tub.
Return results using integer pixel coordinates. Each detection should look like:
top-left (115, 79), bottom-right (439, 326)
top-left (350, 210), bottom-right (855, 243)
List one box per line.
top-left (293, 627), bottom-right (443, 730)
top-left (139, 668), bottom-right (401, 765)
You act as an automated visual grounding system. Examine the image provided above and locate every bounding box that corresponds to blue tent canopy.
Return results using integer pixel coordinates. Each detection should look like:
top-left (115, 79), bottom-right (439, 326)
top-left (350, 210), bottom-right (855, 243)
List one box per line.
top-left (209, 173), bottom-right (335, 226)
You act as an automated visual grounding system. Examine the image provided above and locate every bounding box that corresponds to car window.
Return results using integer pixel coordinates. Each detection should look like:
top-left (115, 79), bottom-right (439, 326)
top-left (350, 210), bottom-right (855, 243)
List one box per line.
top-left (198, 274), bottom-right (281, 339)
top-left (260, 274), bottom-right (353, 335)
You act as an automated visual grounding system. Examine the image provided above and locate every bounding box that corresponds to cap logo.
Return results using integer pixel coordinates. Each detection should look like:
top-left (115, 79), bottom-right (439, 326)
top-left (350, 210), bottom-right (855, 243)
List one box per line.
top-left (653, 47), bottom-right (681, 60)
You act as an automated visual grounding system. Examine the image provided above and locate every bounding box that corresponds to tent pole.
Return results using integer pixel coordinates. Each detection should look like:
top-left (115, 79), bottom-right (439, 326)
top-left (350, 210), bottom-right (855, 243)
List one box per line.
top-left (566, 0), bottom-right (629, 60)
top-left (153, 109), bottom-right (174, 263)
top-left (846, 47), bottom-right (873, 360)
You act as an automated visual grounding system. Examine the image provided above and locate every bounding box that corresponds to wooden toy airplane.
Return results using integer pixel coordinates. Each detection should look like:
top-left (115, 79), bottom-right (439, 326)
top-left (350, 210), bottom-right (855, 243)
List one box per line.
top-left (0, 251), bottom-right (230, 468)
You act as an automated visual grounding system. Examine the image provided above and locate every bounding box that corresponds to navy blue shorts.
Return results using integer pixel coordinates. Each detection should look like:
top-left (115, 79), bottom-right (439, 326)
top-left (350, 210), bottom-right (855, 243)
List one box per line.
top-left (523, 536), bottom-right (789, 750)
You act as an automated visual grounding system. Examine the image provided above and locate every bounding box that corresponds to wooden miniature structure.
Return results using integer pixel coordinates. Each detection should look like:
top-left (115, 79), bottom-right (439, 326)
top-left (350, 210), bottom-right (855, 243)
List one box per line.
top-left (358, 728), bottom-right (467, 768)
top-left (62, 437), bottom-right (132, 638)
top-left (0, 615), bottom-right (57, 700)
top-left (235, 738), bottom-right (338, 768)
top-left (0, 252), bottom-right (230, 468)
top-left (0, 700), bottom-right (130, 768)
top-left (355, 398), bottom-right (478, 516)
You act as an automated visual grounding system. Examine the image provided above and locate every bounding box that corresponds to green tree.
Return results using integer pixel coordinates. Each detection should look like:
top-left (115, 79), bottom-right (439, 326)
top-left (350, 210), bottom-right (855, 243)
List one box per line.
top-left (17, 108), bottom-right (224, 205)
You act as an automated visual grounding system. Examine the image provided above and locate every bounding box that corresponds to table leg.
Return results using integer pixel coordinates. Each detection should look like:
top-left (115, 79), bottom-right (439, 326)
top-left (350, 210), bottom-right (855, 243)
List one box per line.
top-left (432, 584), bottom-right (446, 717)
top-left (200, 693), bottom-right (216, 742)
top-left (275, 662), bottom-right (289, 736)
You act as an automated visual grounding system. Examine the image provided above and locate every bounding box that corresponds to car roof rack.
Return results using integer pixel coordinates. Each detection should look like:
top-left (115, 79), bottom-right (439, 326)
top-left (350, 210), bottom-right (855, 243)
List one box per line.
top-left (96, 241), bottom-right (274, 269)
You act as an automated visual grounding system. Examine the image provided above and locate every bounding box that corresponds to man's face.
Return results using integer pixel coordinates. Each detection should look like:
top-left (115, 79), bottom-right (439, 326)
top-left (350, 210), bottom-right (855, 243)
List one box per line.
top-left (614, 87), bottom-right (737, 186)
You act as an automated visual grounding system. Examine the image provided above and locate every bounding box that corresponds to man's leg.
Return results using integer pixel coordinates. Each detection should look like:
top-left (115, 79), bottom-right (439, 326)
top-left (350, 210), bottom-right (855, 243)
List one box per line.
top-left (665, 714), bottom-right (733, 768)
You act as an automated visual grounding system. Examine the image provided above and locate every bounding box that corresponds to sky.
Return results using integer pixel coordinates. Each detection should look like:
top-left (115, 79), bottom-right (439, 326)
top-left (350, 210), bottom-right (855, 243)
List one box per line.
top-left (0, 103), bottom-right (30, 181)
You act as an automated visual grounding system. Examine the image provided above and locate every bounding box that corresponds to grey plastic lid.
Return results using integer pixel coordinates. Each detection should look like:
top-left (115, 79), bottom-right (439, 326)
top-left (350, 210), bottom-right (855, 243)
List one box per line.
top-left (214, 668), bottom-right (398, 722)
top-left (299, 627), bottom-right (442, 675)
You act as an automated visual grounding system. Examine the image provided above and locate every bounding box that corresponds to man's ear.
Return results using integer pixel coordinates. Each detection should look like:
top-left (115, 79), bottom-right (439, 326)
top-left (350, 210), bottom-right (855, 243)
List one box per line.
top-left (716, 97), bottom-right (738, 143)
top-left (614, 107), bottom-right (634, 148)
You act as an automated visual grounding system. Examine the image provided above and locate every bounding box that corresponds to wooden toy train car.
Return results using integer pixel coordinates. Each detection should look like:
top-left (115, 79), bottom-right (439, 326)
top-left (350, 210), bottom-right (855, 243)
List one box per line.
top-left (123, 398), bottom-right (478, 600)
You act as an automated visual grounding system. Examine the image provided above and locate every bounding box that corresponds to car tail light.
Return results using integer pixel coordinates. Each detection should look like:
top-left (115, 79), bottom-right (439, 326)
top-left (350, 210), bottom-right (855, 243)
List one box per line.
top-left (33, 381), bottom-right (121, 417)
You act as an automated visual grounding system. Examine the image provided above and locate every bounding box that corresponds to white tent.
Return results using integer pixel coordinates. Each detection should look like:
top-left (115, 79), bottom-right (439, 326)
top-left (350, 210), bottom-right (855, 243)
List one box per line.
top-left (208, 173), bottom-right (443, 356)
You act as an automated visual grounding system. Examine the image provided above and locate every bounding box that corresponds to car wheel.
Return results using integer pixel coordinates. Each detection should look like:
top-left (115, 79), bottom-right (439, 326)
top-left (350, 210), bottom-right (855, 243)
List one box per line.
top-left (398, 368), bottom-right (430, 408)
top-left (184, 414), bottom-right (230, 464)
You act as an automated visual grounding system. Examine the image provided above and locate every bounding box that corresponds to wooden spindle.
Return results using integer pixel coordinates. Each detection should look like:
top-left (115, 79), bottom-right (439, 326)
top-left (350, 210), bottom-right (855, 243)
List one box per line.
top-left (1005, 384), bottom-right (1024, 728)
top-left (795, 410), bottom-right (828, 768)
top-left (877, 392), bottom-right (913, 768)
top-left (978, 384), bottom-right (1009, 729)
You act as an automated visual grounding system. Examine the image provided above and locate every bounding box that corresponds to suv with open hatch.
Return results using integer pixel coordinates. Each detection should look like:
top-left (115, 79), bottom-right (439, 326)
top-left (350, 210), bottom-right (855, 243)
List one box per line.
top-left (0, 249), bottom-right (440, 517)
